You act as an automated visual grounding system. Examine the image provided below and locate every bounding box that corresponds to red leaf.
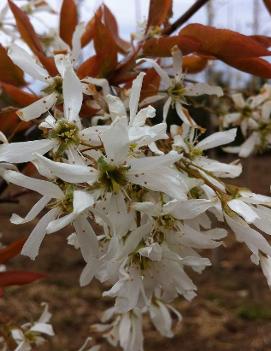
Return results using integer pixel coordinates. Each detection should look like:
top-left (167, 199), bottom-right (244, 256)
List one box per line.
top-left (59, 0), bottom-right (78, 47)
top-left (263, 0), bottom-right (271, 15)
top-left (103, 4), bottom-right (130, 54)
top-left (146, 0), bottom-right (172, 30)
top-left (8, 0), bottom-right (43, 54)
top-left (250, 35), bottom-right (271, 48)
top-left (0, 238), bottom-right (26, 264)
top-left (1, 83), bottom-right (39, 106)
top-left (179, 24), bottom-right (271, 59)
top-left (93, 16), bottom-right (118, 77)
top-left (143, 35), bottom-right (199, 57)
top-left (225, 57), bottom-right (271, 78)
top-left (8, 0), bottom-right (57, 76)
top-left (183, 54), bottom-right (209, 73)
top-left (0, 109), bottom-right (30, 136)
top-left (81, 7), bottom-right (102, 48)
top-left (140, 68), bottom-right (160, 101)
top-left (0, 45), bottom-right (25, 86)
top-left (0, 271), bottom-right (45, 288)
top-left (110, 48), bottom-right (140, 85)
top-left (77, 55), bottom-right (100, 79)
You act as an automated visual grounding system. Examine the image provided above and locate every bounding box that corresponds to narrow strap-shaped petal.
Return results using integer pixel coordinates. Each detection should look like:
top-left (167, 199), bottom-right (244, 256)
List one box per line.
top-left (10, 196), bottom-right (51, 224)
top-left (163, 97), bottom-right (171, 121)
top-left (63, 65), bottom-right (83, 124)
top-left (73, 215), bottom-right (99, 262)
top-left (71, 23), bottom-right (85, 64)
top-left (197, 128), bottom-right (237, 151)
top-left (34, 153), bottom-right (98, 184)
top-left (101, 116), bottom-right (129, 165)
top-left (185, 83), bottom-right (223, 97)
top-left (137, 58), bottom-right (171, 87)
top-left (8, 44), bottom-right (51, 82)
top-left (2, 170), bottom-right (64, 198)
top-left (21, 208), bottom-right (60, 260)
top-left (129, 72), bottom-right (145, 124)
top-left (105, 94), bottom-right (127, 120)
top-left (0, 139), bottom-right (55, 163)
top-left (17, 92), bottom-right (58, 121)
top-left (73, 190), bottom-right (94, 214)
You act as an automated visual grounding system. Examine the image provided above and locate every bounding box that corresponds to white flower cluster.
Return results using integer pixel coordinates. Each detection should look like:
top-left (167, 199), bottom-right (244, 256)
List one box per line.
top-left (221, 84), bottom-right (271, 157)
top-left (1, 37), bottom-right (271, 351)
top-left (0, 303), bottom-right (54, 351)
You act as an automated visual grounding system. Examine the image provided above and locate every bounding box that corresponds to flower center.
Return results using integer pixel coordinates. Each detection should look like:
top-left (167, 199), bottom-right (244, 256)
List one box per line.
top-left (168, 82), bottom-right (186, 101)
top-left (97, 157), bottom-right (127, 192)
top-left (49, 119), bottom-right (80, 154)
top-left (43, 76), bottom-right (63, 97)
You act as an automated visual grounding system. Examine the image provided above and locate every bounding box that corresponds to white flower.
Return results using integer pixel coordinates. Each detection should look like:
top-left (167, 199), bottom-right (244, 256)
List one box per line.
top-left (138, 47), bottom-right (223, 124)
top-left (149, 300), bottom-right (182, 338)
top-left (11, 303), bottom-right (54, 351)
top-left (1, 169), bottom-right (95, 259)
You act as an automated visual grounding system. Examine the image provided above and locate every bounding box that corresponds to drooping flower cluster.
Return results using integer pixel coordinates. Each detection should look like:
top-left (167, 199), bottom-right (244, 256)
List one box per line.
top-left (0, 303), bottom-right (54, 351)
top-left (220, 84), bottom-right (271, 157)
top-left (1, 35), bottom-right (271, 350)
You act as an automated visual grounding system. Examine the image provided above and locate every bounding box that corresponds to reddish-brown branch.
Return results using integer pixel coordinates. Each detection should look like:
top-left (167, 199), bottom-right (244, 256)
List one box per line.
top-left (163, 0), bottom-right (210, 35)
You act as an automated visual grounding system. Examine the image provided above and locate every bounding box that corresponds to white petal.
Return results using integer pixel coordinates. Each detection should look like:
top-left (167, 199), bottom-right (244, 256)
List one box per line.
top-left (129, 72), bottom-right (145, 124)
top-left (260, 255), bottom-right (271, 287)
top-left (164, 199), bottom-right (214, 219)
top-left (197, 128), bottom-right (237, 150)
top-left (84, 77), bottom-right (111, 96)
top-left (73, 216), bottom-right (99, 261)
top-left (10, 196), bottom-right (51, 224)
top-left (149, 302), bottom-right (173, 337)
top-left (34, 154), bottom-right (98, 184)
top-left (0, 139), bottom-right (55, 163)
top-left (17, 93), bottom-right (58, 121)
top-left (21, 208), bottom-right (59, 259)
top-left (8, 44), bottom-right (51, 82)
top-left (73, 190), bottom-right (94, 214)
top-left (30, 323), bottom-right (54, 336)
top-left (239, 132), bottom-right (259, 157)
top-left (172, 46), bottom-right (183, 79)
top-left (63, 66), bottom-right (83, 124)
top-left (194, 157), bottom-right (242, 178)
top-left (71, 23), bottom-right (85, 64)
top-left (38, 302), bottom-right (52, 323)
top-left (228, 199), bottom-right (259, 224)
top-left (163, 97), bottom-right (171, 121)
top-left (232, 93), bottom-right (246, 109)
top-left (128, 123), bottom-right (167, 146)
top-left (105, 94), bottom-right (127, 120)
top-left (138, 58), bottom-right (170, 87)
top-left (139, 243), bottom-right (162, 261)
top-left (197, 168), bottom-right (226, 192)
top-left (185, 83), bottom-right (223, 97)
top-left (132, 105), bottom-right (156, 127)
top-left (3, 170), bottom-right (64, 198)
top-left (176, 102), bottom-right (196, 126)
top-left (101, 117), bottom-right (129, 165)
top-left (54, 54), bottom-right (71, 77)
top-left (46, 212), bottom-right (75, 234)
top-left (226, 215), bottom-right (271, 260)
top-left (261, 101), bottom-right (271, 122)
top-left (80, 256), bottom-right (100, 287)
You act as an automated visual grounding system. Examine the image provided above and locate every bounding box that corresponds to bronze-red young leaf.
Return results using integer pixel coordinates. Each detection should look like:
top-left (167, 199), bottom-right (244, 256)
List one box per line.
top-left (59, 0), bottom-right (78, 47)
top-left (0, 238), bottom-right (27, 264)
top-left (146, 0), bottom-right (172, 30)
top-left (0, 45), bottom-right (25, 86)
top-left (0, 271), bottom-right (45, 288)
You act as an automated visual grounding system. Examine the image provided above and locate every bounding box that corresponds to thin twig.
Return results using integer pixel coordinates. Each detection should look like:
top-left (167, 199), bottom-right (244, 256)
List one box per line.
top-left (163, 0), bottom-right (210, 35)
